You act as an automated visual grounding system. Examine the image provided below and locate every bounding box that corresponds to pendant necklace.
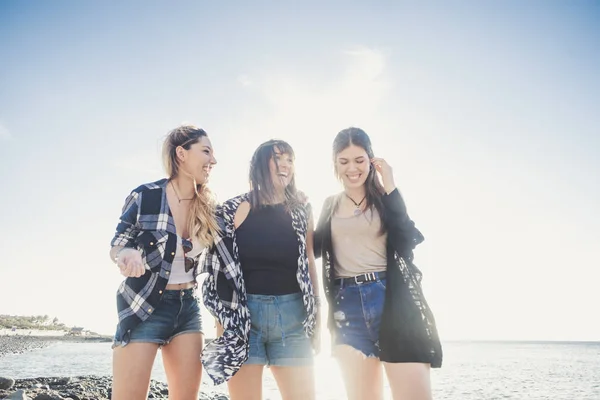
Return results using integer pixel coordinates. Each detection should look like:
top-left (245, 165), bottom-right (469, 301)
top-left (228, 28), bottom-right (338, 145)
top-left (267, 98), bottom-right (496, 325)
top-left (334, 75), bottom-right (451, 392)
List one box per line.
top-left (171, 181), bottom-right (195, 204)
top-left (345, 194), bottom-right (366, 216)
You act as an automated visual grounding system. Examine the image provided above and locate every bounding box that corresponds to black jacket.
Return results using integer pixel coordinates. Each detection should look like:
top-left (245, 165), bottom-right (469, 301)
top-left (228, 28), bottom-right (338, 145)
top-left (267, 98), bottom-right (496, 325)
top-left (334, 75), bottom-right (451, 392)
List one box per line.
top-left (315, 189), bottom-right (442, 367)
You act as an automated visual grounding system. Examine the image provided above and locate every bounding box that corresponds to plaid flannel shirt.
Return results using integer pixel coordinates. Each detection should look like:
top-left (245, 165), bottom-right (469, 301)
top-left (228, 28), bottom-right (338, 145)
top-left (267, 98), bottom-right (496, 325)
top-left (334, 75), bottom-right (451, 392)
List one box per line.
top-left (200, 193), bottom-right (317, 385)
top-left (110, 178), bottom-right (200, 344)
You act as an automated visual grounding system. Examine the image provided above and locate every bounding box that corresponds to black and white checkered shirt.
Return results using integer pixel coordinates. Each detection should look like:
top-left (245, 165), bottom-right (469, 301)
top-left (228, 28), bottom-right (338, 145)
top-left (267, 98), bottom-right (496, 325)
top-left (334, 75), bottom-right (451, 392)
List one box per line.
top-left (110, 178), bottom-right (199, 344)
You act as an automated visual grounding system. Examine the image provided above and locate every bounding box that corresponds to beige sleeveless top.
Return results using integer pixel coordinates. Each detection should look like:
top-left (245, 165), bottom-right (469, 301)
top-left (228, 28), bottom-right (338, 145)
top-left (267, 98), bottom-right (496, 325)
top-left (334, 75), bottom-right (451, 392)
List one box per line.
top-left (331, 207), bottom-right (387, 278)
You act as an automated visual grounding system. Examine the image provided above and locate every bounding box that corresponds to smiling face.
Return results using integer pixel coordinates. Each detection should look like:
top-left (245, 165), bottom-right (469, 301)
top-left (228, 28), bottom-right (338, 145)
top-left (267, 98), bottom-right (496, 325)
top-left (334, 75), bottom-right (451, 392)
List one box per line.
top-left (178, 136), bottom-right (217, 185)
top-left (335, 144), bottom-right (371, 189)
top-left (163, 126), bottom-right (217, 185)
top-left (249, 139), bottom-right (298, 206)
top-left (269, 146), bottom-right (294, 190)
top-left (175, 135), bottom-right (217, 185)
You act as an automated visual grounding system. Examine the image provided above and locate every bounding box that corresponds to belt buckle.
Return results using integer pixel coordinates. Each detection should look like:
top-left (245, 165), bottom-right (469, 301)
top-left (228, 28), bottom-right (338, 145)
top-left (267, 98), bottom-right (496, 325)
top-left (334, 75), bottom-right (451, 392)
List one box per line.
top-left (355, 272), bottom-right (376, 285)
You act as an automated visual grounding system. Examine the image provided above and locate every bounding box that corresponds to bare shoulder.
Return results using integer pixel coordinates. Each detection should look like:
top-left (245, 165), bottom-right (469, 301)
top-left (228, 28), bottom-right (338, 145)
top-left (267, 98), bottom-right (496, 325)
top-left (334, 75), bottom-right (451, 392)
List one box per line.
top-left (234, 201), bottom-right (251, 229)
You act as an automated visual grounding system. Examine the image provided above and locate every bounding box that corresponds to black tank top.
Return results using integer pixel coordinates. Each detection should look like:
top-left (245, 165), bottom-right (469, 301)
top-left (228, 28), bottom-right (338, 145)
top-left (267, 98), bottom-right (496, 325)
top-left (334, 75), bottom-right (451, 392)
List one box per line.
top-left (235, 204), bottom-right (301, 295)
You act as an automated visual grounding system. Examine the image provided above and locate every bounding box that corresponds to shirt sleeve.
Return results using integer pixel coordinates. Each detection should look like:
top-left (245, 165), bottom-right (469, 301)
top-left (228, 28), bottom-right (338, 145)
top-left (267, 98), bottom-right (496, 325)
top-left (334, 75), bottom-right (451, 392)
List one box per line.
top-left (110, 190), bottom-right (141, 248)
top-left (382, 189), bottom-right (424, 258)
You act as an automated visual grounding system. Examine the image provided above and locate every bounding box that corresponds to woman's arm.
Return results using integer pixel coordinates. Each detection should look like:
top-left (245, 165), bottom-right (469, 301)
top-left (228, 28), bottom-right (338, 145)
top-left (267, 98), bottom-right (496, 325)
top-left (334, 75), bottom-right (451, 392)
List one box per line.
top-left (371, 157), bottom-right (424, 256)
top-left (306, 207), bottom-right (320, 297)
top-left (382, 189), bottom-right (424, 258)
top-left (313, 197), bottom-right (334, 259)
top-left (110, 191), bottom-right (141, 256)
top-left (306, 207), bottom-right (322, 353)
top-left (110, 190), bottom-right (145, 277)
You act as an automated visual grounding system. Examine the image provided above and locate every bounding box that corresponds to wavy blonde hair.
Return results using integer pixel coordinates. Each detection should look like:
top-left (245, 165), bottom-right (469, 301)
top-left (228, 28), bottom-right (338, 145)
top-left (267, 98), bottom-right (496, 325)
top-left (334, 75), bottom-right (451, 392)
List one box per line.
top-left (162, 125), bottom-right (220, 247)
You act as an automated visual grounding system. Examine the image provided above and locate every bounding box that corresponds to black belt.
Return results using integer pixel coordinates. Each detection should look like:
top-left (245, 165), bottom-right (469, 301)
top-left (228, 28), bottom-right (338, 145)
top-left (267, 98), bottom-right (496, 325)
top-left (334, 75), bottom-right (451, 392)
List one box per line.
top-left (334, 271), bottom-right (386, 286)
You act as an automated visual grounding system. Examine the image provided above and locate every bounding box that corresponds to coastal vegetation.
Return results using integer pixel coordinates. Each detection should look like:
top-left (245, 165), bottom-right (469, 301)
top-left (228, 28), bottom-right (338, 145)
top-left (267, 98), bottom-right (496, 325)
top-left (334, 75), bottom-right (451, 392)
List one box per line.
top-left (0, 315), bottom-right (68, 331)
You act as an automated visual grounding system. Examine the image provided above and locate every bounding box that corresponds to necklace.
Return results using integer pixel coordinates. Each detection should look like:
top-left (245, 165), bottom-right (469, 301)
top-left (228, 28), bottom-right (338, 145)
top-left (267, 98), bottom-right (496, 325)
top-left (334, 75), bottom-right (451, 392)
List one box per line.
top-left (345, 194), bottom-right (366, 216)
top-left (171, 181), bottom-right (195, 203)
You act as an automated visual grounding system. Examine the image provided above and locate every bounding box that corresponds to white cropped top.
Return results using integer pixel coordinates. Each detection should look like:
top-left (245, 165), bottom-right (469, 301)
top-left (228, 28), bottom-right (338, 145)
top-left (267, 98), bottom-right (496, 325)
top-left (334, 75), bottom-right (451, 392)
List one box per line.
top-left (168, 237), bottom-right (203, 284)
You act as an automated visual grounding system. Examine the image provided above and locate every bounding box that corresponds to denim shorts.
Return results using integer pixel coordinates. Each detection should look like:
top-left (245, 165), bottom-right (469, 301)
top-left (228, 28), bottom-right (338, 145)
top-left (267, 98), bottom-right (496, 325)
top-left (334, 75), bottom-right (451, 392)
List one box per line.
top-left (113, 288), bottom-right (203, 348)
top-left (246, 292), bottom-right (313, 367)
top-left (332, 278), bottom-right (386, 358)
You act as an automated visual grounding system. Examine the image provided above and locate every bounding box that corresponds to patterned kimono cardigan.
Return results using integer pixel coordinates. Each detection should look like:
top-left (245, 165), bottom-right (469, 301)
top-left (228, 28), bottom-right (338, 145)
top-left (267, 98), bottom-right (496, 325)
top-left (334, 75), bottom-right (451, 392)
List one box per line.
top-left (200, 192), bottom-right (318, 385)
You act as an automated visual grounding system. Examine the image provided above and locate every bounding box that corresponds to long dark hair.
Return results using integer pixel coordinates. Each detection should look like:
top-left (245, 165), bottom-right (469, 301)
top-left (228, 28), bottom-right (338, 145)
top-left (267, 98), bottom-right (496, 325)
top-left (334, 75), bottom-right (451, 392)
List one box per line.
top-left (332, 127), bottom-right (387, 234)
top-left (248, 139), bottom-right (301, 210)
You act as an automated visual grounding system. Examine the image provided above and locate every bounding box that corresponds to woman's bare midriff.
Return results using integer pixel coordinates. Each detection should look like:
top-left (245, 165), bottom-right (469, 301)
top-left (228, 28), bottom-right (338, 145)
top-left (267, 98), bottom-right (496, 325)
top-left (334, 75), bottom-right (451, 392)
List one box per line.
top-left (165, 281), bottom-right (195, 290)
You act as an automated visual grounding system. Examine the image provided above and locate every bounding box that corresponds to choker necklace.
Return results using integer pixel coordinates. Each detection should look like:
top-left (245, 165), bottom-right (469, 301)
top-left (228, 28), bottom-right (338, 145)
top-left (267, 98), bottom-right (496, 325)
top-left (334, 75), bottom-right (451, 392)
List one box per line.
top-left (345, 194), bottom-right (366, 216)
top-left (171, 181), bottom-right (194, 203)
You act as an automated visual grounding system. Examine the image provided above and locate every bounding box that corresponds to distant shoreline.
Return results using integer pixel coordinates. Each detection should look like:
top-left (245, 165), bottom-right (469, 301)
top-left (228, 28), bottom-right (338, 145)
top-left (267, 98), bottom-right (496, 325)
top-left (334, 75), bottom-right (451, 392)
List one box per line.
top-left (0, 328), bottom-right (111, 339)
top-left (0, 330), bottom-right (112, 358)
top-left (0, 328), bottom-right (68, 337)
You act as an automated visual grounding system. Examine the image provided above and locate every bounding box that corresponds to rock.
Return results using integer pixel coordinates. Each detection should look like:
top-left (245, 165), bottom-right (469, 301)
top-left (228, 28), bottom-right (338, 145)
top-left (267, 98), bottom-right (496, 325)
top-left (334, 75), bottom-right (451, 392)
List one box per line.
top-left (33, 384), bottom-right (50, 390)
top-left (5, 389), bottom-right (30, 399)
top-left (53, 378), bottom-right (71, 386)
top-left (0, 376), bottom-right (16, 389)
top-left (33, 393), bottom-right (64, 400)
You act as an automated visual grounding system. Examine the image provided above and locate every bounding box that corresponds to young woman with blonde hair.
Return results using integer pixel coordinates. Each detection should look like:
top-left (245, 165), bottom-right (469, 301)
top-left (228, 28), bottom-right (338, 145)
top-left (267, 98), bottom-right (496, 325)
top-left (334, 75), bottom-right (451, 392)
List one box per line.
top-left (109, 125), bottom-right (219, 400)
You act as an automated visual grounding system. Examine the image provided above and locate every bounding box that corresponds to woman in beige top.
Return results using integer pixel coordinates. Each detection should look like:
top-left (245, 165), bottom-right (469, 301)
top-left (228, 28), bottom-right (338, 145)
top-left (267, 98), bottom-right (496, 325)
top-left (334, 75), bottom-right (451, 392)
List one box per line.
top-left (315, 127), bottom-right (442, 400)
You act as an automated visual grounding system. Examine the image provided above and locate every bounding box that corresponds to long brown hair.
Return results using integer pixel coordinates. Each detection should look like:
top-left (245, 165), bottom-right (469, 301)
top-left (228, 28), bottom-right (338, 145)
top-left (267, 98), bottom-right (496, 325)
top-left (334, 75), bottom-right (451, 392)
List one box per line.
top-left (248, 139), bottom-right (301, 210)
top-left (332, 127), bottom-right (387, 234)
top-left (162, 125), bottom-right (220, 247)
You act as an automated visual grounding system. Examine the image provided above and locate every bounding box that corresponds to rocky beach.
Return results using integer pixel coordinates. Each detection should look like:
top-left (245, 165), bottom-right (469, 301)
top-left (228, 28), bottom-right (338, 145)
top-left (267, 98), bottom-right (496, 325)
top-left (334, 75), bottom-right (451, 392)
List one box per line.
top-left (0, 334), bottom-right (229, 400)
top-left (0, 335), bottom-right (111, 357)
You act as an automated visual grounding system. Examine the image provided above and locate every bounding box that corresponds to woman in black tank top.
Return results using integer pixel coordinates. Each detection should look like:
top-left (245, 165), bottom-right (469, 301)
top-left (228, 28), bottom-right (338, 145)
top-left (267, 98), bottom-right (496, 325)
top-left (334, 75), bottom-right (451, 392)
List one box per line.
top-left (210, 139), bottom-right (321, 400)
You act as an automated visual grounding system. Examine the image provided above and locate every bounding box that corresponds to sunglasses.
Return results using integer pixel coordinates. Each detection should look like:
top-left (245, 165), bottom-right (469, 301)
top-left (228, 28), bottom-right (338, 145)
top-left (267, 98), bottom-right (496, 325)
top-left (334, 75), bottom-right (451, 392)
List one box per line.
top-left (182, 238), bottom-right (198, 273)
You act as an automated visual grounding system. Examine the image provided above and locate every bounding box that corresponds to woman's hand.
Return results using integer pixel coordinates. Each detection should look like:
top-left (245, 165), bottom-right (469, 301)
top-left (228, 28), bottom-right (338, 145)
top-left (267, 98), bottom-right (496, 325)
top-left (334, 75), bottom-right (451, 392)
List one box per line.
top-left (116, 248), bottom-right (145, 278)
top-left (312, 310), bottom-right (322, 355)
top-left (371, 157), bottom-right (396, 194)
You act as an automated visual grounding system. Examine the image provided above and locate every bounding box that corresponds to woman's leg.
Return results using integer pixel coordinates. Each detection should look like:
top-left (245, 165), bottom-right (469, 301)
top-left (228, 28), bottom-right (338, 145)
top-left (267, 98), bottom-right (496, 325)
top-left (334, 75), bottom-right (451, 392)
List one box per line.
top-left (335, 344), bottom-right (383, 400)
top-left (384, 362), bottom-right (432, 400)
top-left (270, 365), bottom-right (316, 400)
top-left (162, 332), bottom-right (204, 400)
top-left (227, 364), bottom-right (264, 400)
top-left (112, 343), bottom-right (159, 400)
top-left (330, 281), bottom-right (385, 400)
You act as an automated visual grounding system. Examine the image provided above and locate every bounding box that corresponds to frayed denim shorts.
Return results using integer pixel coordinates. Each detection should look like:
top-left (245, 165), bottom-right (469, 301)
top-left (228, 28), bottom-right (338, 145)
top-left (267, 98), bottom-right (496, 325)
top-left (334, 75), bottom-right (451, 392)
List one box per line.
top-left (246, 292), bottom-right (313, 367)
top-left (332, 277), bottom-right (386, 358)
top-left (113, 288), bottom-right (203, 348)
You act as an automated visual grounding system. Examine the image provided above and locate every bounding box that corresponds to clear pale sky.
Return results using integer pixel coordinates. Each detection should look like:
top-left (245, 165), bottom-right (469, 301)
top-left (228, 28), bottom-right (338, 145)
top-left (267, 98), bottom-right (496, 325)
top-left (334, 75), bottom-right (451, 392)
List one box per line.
top-left (1, 1), bottom-right (598, 341)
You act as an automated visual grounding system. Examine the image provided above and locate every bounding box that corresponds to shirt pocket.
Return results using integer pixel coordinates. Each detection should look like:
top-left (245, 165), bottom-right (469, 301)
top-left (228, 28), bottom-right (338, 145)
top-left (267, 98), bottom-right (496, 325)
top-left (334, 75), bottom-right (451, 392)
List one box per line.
top-left (136, 230), bottom-right (170, 270)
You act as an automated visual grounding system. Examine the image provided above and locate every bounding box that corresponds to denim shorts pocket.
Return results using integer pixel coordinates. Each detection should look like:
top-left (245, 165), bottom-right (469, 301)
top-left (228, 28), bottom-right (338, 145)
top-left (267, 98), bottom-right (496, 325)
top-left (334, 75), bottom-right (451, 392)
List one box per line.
top-left (280, 297), bottom-right (306, 333)
top-left (187, 295), bottom-right (201, 315)
top-left (376, 279), bottom-right (387, 291)
top-left (333, 285), bottom-right (346, 302)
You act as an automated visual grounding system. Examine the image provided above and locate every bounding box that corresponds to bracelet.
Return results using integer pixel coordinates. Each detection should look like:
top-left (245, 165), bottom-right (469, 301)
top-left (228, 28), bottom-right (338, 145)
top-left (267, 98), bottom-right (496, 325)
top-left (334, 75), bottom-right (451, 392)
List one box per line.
top-left (313, 296), bottom-right (322, 307)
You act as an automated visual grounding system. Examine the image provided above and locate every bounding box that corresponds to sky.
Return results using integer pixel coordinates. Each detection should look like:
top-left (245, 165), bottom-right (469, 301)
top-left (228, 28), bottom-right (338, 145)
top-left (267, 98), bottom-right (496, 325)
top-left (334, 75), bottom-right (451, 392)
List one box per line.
top-left (0, 1), bottom-right (599, 341)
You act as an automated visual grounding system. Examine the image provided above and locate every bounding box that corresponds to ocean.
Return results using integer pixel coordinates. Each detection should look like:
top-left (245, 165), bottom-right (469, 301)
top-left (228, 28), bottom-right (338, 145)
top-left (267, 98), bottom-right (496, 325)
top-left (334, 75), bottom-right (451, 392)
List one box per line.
top-left (2, 341), bottom-right (599, 399)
